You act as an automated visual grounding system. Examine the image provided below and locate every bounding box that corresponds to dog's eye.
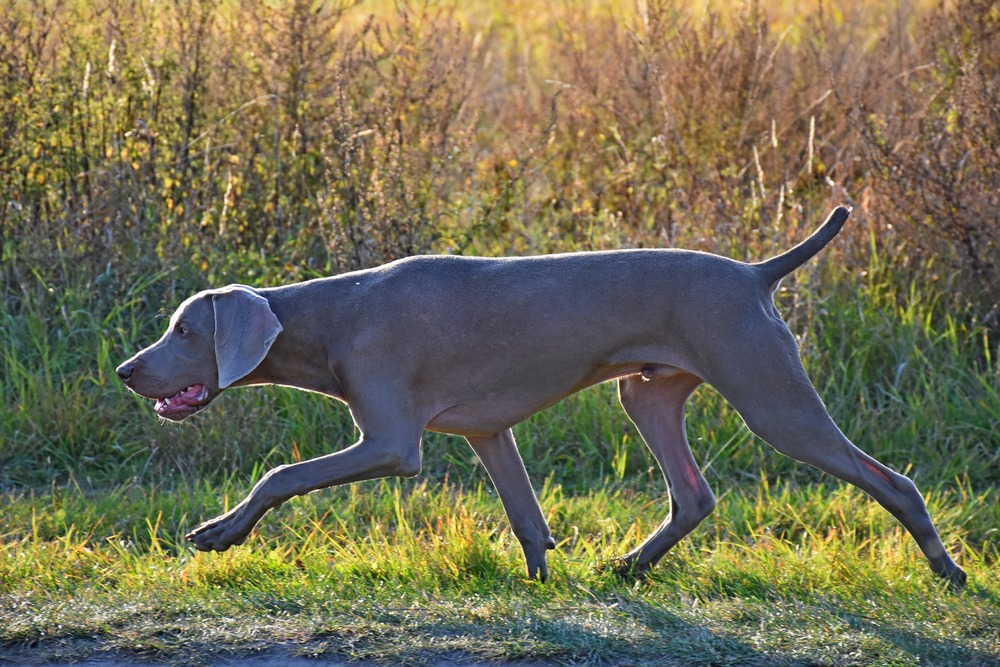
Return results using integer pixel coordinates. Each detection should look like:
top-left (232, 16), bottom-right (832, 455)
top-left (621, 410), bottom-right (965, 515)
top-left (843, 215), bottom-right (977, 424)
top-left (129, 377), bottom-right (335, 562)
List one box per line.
top-left (176, 323), bottom-right (189, 336)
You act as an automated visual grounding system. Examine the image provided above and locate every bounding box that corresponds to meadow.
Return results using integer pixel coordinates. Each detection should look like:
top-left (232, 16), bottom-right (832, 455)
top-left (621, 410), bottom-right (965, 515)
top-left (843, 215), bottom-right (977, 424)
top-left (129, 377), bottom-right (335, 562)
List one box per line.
top-left (1, 0), bottom-right (998, 664)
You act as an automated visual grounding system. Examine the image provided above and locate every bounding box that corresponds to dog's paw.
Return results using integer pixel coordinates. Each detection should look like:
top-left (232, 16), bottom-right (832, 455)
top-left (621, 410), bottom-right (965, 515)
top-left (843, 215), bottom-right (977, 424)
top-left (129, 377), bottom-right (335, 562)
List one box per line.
top-left (942, 566), bottom-right (968, 591)
top-left (186, 510), bottom-right (252, 552)
top-left (599, 556), bottom-right (650, 581)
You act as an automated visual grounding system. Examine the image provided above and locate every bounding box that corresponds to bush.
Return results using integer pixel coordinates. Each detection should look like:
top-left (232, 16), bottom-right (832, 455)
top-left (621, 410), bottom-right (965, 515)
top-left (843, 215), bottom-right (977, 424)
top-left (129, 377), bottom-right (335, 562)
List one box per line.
top-left (855, 0), bottom-right (1000, 329)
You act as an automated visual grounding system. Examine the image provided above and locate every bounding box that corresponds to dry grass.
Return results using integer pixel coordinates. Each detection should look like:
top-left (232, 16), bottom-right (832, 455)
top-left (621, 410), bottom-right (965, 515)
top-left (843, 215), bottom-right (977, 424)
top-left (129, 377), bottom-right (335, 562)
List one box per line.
top-left (2, 1), bottom-right (996, 299)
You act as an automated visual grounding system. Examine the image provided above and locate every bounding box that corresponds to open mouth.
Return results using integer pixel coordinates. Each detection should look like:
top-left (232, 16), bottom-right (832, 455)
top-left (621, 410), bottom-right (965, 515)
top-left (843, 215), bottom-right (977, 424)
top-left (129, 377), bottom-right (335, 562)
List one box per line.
top-left (154, 384), bottom-right (209, 419)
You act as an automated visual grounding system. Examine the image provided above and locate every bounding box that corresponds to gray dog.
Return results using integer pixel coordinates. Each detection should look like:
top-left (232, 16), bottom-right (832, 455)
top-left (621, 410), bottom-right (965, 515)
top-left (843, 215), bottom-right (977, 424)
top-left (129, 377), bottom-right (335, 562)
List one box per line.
top-left (117, 207), bottom-right (966, 587)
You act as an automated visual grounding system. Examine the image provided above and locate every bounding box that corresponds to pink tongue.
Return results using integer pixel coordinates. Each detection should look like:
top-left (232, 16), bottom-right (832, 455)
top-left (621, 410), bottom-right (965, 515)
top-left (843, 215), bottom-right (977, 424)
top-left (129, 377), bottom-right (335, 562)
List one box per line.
top-left (155, 384), bottom-right (206, 413)
top-left (174, 384), bottom-right (205, 403)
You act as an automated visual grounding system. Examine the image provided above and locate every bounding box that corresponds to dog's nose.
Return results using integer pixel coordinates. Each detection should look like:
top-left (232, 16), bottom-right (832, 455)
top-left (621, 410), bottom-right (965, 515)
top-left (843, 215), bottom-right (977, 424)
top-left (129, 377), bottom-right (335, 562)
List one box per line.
top-left (116, 361), bottom-right (135, 382)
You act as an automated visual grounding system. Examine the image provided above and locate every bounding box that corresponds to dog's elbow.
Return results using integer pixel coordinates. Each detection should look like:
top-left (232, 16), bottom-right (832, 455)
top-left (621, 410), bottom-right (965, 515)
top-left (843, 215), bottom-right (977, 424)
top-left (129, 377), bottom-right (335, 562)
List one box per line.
top-left (390, 452), bottom-right (422, 478)
top-left (362, 440), bottom-right (422, 478)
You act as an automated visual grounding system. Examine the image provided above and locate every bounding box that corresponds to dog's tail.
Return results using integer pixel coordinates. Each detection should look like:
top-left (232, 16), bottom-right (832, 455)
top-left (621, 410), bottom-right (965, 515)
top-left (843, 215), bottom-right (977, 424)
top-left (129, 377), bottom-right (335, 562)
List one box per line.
top-left (753, 206), bottom-right (851, 289)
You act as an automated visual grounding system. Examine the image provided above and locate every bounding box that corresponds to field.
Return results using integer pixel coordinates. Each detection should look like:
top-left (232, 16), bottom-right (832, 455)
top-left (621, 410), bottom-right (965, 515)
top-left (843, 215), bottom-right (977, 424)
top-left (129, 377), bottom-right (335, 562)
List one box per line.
top-left (1, 0), bottom-right (998, 664)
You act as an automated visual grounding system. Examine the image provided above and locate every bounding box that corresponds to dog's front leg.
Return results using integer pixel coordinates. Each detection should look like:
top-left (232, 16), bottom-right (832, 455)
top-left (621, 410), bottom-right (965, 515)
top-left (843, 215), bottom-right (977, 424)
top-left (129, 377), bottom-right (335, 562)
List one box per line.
top-left (466, 430), bottom-right (555, 580)
top-left (187, 423), bottom-right (423, 552)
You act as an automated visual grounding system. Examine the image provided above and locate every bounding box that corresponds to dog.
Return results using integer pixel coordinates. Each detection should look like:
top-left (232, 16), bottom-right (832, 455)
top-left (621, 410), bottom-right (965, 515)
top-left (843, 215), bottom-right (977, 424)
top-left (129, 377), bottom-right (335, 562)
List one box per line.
top-left (116, 207), bottom-right (966, 586)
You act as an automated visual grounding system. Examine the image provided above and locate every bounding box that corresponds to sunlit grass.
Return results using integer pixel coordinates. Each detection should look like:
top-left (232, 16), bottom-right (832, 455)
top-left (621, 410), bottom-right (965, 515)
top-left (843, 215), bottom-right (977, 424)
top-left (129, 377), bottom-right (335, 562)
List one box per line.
top-left (2, 478), bottom-right (997, 664)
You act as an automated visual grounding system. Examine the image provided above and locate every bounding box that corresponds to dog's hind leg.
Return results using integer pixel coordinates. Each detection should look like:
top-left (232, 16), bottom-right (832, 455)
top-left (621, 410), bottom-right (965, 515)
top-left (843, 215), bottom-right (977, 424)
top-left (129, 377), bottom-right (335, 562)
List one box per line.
top-left (706, 322), bottom-right (966, 587)
top-left (614, 372), bottom-right (716, 575)
top-left (467, 429), bottom-right (556, 581)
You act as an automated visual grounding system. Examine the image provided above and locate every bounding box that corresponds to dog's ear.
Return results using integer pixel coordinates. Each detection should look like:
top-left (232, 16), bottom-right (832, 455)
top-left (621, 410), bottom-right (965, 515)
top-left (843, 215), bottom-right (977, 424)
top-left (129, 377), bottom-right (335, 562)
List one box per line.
top-left (212, 286), bottom-right (283, 389)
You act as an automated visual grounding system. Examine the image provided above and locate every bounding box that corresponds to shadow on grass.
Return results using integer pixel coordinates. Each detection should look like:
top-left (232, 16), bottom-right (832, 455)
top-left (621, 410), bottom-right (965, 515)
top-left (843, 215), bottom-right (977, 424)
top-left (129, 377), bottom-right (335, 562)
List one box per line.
top-left (2, 575), bottom-right (998, 666)
top-left (672, 567), bottom-right (1000, 667)
top-left (834, 582), bottom-right (1000, 667)
top-left (304, 605), bottom-right (776, 666)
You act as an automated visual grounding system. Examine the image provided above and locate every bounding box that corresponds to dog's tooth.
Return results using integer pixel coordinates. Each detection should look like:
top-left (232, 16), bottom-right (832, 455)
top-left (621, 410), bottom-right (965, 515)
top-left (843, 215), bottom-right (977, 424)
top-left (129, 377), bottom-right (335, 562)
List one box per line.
top-left (163, 397), bottom-right (172, 406)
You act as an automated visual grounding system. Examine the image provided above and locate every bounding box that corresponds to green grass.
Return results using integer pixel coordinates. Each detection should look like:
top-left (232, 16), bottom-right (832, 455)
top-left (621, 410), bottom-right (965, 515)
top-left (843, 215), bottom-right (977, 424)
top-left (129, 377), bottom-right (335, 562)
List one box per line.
top-left (1, 478), bottom-right (997, 665)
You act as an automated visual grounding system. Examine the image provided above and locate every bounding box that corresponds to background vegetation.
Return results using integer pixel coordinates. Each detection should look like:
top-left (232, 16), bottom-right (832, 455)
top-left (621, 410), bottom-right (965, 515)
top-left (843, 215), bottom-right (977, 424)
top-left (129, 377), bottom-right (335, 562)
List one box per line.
top-left (1, 0), bottom-right (998, 664)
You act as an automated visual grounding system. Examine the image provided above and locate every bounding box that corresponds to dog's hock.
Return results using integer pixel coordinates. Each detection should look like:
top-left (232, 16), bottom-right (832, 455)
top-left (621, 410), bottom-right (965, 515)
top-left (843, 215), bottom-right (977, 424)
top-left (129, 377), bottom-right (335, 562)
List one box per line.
top-left (212, 285), bottom-right (283, 388)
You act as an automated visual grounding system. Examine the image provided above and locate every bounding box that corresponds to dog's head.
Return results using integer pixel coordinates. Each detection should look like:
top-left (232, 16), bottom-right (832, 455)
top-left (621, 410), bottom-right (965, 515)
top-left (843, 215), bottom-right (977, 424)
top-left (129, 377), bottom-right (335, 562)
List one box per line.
top-left (116, 285), bottom-right (282, 421)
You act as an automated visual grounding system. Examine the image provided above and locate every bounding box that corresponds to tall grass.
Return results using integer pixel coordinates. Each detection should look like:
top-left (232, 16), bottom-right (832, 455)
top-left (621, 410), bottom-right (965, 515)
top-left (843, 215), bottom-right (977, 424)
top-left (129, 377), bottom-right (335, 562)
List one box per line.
top-left (2, 1), bottom-right (996, 280)
top-left (1, 0), bottom-right (995, 484)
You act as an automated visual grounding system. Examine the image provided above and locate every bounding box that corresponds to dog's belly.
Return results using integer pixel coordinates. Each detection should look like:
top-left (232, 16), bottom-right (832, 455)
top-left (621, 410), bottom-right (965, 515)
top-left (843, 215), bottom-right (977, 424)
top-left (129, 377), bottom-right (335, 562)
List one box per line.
top-left (424, 361), bottom-right (686, 438)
